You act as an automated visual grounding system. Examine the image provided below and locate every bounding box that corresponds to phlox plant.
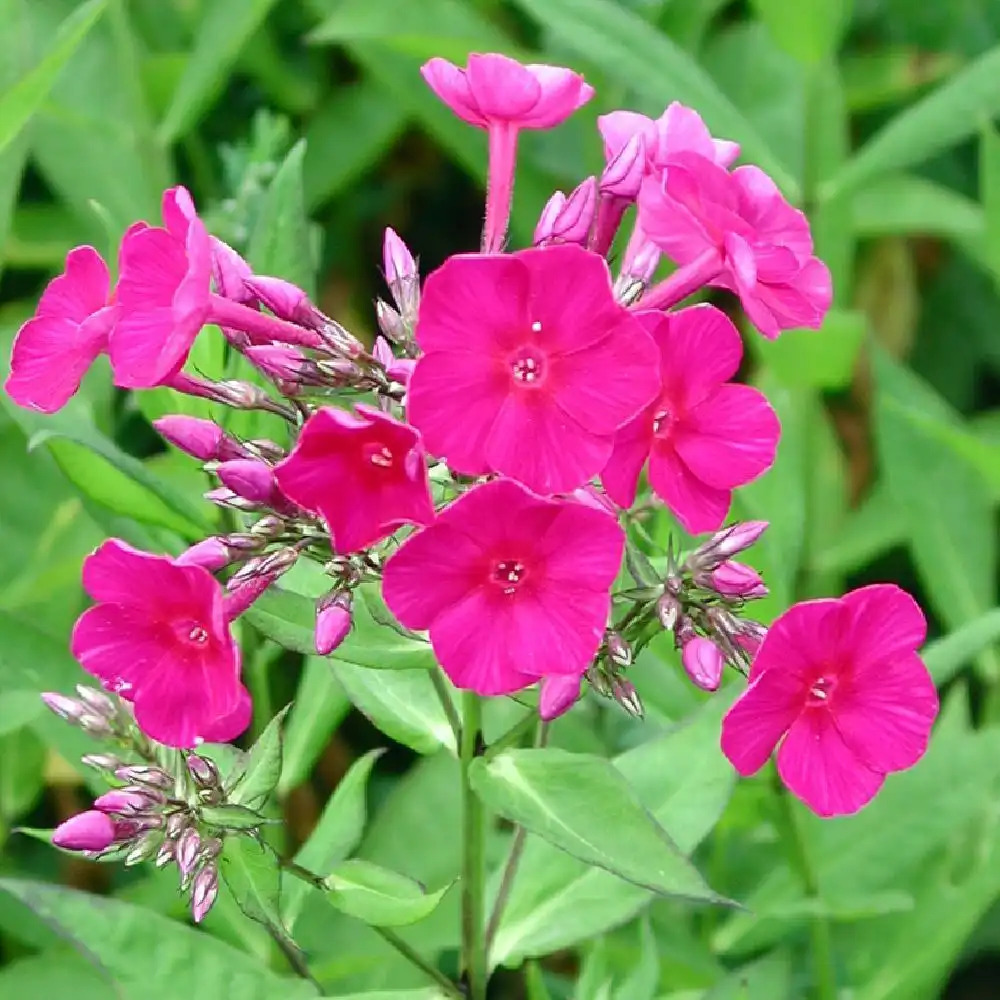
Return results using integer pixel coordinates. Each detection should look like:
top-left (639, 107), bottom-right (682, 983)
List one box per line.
top-left (5, 51), bottom-right (937, 999)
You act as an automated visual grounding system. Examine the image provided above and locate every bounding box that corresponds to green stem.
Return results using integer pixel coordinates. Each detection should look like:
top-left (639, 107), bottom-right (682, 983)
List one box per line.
top-left (482, 709), bottom-right (537, 760)
top-left (429, 667), bottom-right (463, 747)
top-left (773, 771), bottom-right (836, 1000)
top-left (461, 691), bottom-right (487, 1000)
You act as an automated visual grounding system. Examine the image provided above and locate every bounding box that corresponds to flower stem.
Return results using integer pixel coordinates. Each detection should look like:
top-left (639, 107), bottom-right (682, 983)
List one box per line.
top-left (637, 248), bottom-right (722, 311)
top-left (482, 123), bottom-right (519, 253)
top-left (460, 691), bottom-right (487, 1000)
top-left (773, 771), bottom-right (836, 1000)
top-left (429, 667), bottom-right (462, 748)
top-left (482, 709), bottom-right (536, 760)
top-left (208, 294), bottom-right (324, 348)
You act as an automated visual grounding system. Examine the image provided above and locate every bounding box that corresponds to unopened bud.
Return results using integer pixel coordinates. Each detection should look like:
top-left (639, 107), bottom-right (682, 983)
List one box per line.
top-left (176, 827), bottom-right (202, 876)
top-left (191, 865), bottom-right (219, 924)
top-left (319, 319), bottom-right (365, 359)
top-left (154, 415), bottom-right (247, 462)
top-left (210, 237), bottom-right (255, 305)
top-left (243, 343), bottom-right (310, 386)
top-left (199, 837), bottom-right (223, 863)
top-left (376, 299), bottom-right (407, 343)
top-left (534, 176), bottom-right (597, 246)
top-left (694, 521), bottom-right (769, 568)
top-left (52, 810), bottom-right (116, 852)
top-left (215, 459), bottom-right (281, 507)
top-left (249, 514), bottom-right (286, 537)
top-left (600, 134), bottom-right (645, 199)
top-left (243, 275), bottom-right (323, 328)
top-left (204, 487), bottom-right (262, 512)
top-left (81, 753), bottom-right (122, 773)
top-left (606, 632), bottom-right (632, 668)
top-left (383, 228), bottom-right (420, 321)
top-left (125, 830), bottom-right (162, 866)
top-left (41, 692), bottom-right (84, 723)
top-left (78, 712), bottom-right (114, 738)
top-left (710, 561), bottom-right (768, 599)
top-left (316, 592), bottom-right (352, 655)
top-left (681, 637), bottom-right (725, 692)
top-left (656, 593), bottom-right (682, 630)
top-left (186, 754), bottom-right (220, 788)
top-left (539, 674), bottom-right (581, 721)
top-left (165, 812), bottom-right (190, 838)
top-left (619, 238), bottom-right (660, 287)
top-left (214, 379), bottom-right (282, 411)
top-left (612, 678), bottom-right (644, 718)
top-left (93, 788), bottom-right (158, 815)
top-left (75, 685), bottom-right (117, 718)
top-left (155, 839), bottom-right (176, 868)
top-left (175, 537), bottom-right (231, 572)
top-left (114, 765), bottom-right (173, 790)
top-left (735, 620), bottom-right (767, 658)
top-left (248, 439), bottom-right (287, 463)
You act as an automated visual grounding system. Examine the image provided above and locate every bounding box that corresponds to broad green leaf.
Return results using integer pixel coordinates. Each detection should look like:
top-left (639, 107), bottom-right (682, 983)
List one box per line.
top-left (246, 140), bottom-right (316, 295)
top-left (810, 483), bottom-right (907, 576)
top-left (200, 803), bottom-right (272, 831)
top-left (0, 0), bottom-right (107, 156)
top-left (158, 0), bottom-right (281, 144)
top-left (325, 859), bottom-right (451, 927)
top-left (851, 174), bottom-right (984, 240)
top-left (332, 662), bottom-right (457, 755)
top-left (612, 917), bottom-right (658, 1000)
top-left (922, 610), bottom-right (1000, 687)
top-left (304, 82), bottom-right (409, 209)
top-left (490, 695), bottom-right (735, 964)
top-left (286, 749), bottom-right (385, 927)
top-left (0, 728), bottom-right (46, 823)
top-left (842, 48), bottom-right (961, 114)
top-left (0, 951), bottom-right (116, 999)
top-left (981, 123), bottom-right (1000, 280)
top-left (512, 0), bottom-right (797, 195)
top-left (826, 42), bottom-right (1000, 198)
top-left (280, 655), bottom-right (352, 794)
top-left (322, 992), bottom-right (448, 999)
top-left (471, 748), bottom-right (722, 902)
top-left (704, 953), bottom-right (791, 999)
top-left (229, 705), bottom-right (290, 809)
top-left (873, 349), bottom-right (1000, 680)
top-left (748, 0), bottom-right (850, 64)
top-left (0, 691), bottom-right (43, 735)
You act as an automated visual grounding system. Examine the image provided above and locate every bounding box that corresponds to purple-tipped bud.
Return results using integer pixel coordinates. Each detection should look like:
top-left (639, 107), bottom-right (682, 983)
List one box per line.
top-left (204, 487), bottom-right (261, 512)
top-left (191, 865), bottom-right (219, 924)
top-left (244, 275), bottom-right (322, 328)
top-left (735, 620), bottom-right (767, 658)
top-left (321, 320), bottom-right (366, 360)
top-left (154, 416), bottom-right (247, 462)
top-left (125, 830), bottom-right (161, 866)
top-left (606, 632), bottom-right (632, 668)
top-left (376, 299), bottom-right (407, 343)
top-left (165, 813), bottom-right (190, 838)
top-left (710, 561), bottom-right (768, 599)
top-left (93, 789), bottom-right (154, 815)
top-left (81, 753), bottom-right (122, 773)
top-left (52, 810), bottom-right (116, 852)
top-left (155, 839), bottom-right (175, 868)
top-left (215, 459), bottom-right (280, 507)
top-left (41, 692), bottom-right (84, 723)
top-left (176, 827), bottom-right (201, 876)
top-left (200, 837), bottom-right (223, 862)
top-left (214, 379), bottom-right (283, 411)
top-left (250, 514), bottom-right (286, 537)
top-left (75, 685), bottom-right (116, 718)
top-left (621, 240), bottom-right (660, 286)
top-left (383, 227), bottom-right (417, 286)
top-left (187, 754), bottom-right (220, 788)
top-left (243, 344), bottom-right (309, 385)
top-left (210, 237), bottom-right (256, 305)
top-left (681, 637), bottom-right (725, 692)
top-left (175, 538), bottom-right (231, 572)
top-left (223, 551), bottom-right (296, 620)
top-left (656, 593), bottom-right (682, 630)
top-left (114, 765), bottom-right (173, 790)
top-left (534, 177), bottom-right (597, 246)
top-left (600, 134), bottom-right (646, 199)
top-left (697, 521), bottom-right (769, 566)
top-left (611, 677), bottom-right (644, 718)
top-left (539, 674), bottom-right (581, 721)
top-left (316, 592), bottom-right (352, 655)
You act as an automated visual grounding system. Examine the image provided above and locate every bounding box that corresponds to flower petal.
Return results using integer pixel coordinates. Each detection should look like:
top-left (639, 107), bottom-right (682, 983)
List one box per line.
top-left (841, 584), bottom-right (928, 667)
top-left (749, 597), bottom-right (843, 682)
top-left (721, 668), bottom-right (803, 776)
top-left (647, 444), bottom-right (732, 534)
top-left (600, 411), bottom-right (653, 508)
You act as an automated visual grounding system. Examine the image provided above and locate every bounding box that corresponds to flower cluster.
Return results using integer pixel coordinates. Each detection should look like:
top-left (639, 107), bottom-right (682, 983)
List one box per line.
top-left (8, 51), bottom-right (936, 819)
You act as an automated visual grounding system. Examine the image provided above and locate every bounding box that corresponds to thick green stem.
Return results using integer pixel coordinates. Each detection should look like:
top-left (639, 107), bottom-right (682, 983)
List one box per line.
top-left (773, 772), bottom-right (836, 1000)
top-left (460, 691), bottom-right (487, 1000)
top-left (429, 667), bottom-right (462, 747)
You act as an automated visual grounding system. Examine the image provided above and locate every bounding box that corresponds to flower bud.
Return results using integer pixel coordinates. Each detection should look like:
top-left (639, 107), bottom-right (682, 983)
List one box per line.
top-left (204, 487), bottom-right (262, 512)
top-left (176, 827), bottom-right (201, 877)
top-left (155, 839), bottom-right (175, 868)
top-left (600, 134), bottom-right (645, 199)
top-left (620, 239), bottom-right (660, 286)
top-left (606, 632), bottom-right (632, 668)
top-left (243, 275), bottom-right (323, 328)
top-left (539, 674), bottom-right (581, 721)
top-left (191, 865), bottom-right (219, 924)
top-left (199, 837), bottom-right (223, 863)
top-left (250, 514), bottom-right (286, 537)
top-left (534, 177), bottom-right (597, 246)
top-left (215, 459), bottom-right (280, 507)
top-left (383, 228), bottom-right (420, 320)
top-left (175, 537), bottom-right (231, 572)
top-left (656, 592), bottom-right (682, 630)
top-left (77, 713), bottom-right (114, 738)
top-left (735, 620), bottom-right (767, 658)
top-left (41, 692), bottom-right (84, 723)
top-left (376, 299), bottom-right (407, 343)
top-left (210, 237), bottom-right (256, 305)
top-left (213, 379), bottom-right (284, 411)
top-left (710, 561), bottom-right (768, 599)
top-left (81, 753), bottom-right (122, 773)
top-left (75, 685), bottom-right (117, 718)
top-left (681, 637), bottom-right (725, 692)
top-left (165, 812), bottom-right (190, 838)
top-left (154, 415), bottom-right (246, 462)
top-left (114, 765), bottom-right (173, 790)
top-left (316, 592), bottom-right (352, 655)
top-left (243, 344), bottom-right (309, 385)
top-left (319, 320), bottom-right (365, 359)
top-left (125, 830), bottom-right (162, 866)
top-left (52, 810), bottom-right (116, 852)
top-left (694, 521), bottom-right (769, 568)
top-left (186, 754), bottom-right (220, 789)
top-left (93, 789), bottom-right (156, 815)
top-left (611, 677), bottom-right (644, 718)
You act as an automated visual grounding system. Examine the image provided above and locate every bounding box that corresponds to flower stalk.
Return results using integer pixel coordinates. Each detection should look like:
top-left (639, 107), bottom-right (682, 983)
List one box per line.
top-left (460, 691), bottom-right (487, 1000)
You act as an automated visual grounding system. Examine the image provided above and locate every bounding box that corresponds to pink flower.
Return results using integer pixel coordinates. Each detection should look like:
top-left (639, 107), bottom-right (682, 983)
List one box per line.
top-left (408, 244), bottom-right (661, 495)
top-left (71, 539), bottom-right (249, 749)
top-left (52, 810), bottom-right (116, 852)
top-left (601, 306), bottom-right (779, 533)
top-left (383, 478), bottom-right (624, 696)
top-left (422, 53), bottom-right (593, 252)
top-left (721, 585), bottom-right (939, 817)
top-left (638, 155), bottom-right (832, 337)
top-left (5, 246), bottom-right (116, 413)
top-left (274, 405), bottom-right (435, 554)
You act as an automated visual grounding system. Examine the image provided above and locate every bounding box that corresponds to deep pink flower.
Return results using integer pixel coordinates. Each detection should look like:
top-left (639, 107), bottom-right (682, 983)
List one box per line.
top-left (721, 585), bottom-right (939, 817)
top-left (601, 306), bottom-right (779, 533)
top-left (422, 53), bottom-right (593, 251)
top-left (408, 244), bottom-right (661, 495)
top-left (71, 539), bottom-right (249, 749)
top-left (383, 478), bottom-right (624, 696)
top-left (5, 246), bottom-right (116, 413)
top-left (52, 810), bottom-right (116, 852)
top-left (274, 405), bottom-right (434, 554)
top-left (638, 155), bottom-right (832, 337)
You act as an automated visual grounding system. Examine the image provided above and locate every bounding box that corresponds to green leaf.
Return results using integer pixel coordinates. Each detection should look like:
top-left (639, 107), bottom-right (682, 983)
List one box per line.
top-left (325, 859), bottom-right (451, 927)
top-left (826, 42), bottom-right (1000, 198)
top-left (922, 609), bottom-right (1000, 687)
top-left (512, 0), bottom-right (797, 195)
top-left (873, 349), bottom-right (1000, 680)
top-left (842, 48), bottom-right (961, 114)
top-left (704, 953), bottom-right (792, 999)
top-left (0, 729), bottom-right (46, 823)
top-left (246, 140), bottom-right (316, 295)
top-left (0, 879), bottom-right (318, 999)
top-left (158, 0), bottom-right (281, 144)
top-left (851, 174), bottom-right (984, 240)
top-left (303, 82), bottom-right (409, 209)
top-left (471, 748), bottom-right (723, 903)
top-left (229, 705), bottom-right (290, 809)
top-left (490, 695), bottom-right (735, 964)
top-left (279, 655), bottom-right (351, 794)
top-left (0, 952), bottom-right (116, 999)
top-left (612, 917), bottom-right (658, 1000)
top-left (286, 749), bottom-right (384, 927)
top-left (0, 0), bottom-right (107, 156)
top-left (748, 0), bottom-right (850, 64)
top-left (201, 804), bottom-right (272, 831)
top-left (981, 123), bottom-right (1000, 280)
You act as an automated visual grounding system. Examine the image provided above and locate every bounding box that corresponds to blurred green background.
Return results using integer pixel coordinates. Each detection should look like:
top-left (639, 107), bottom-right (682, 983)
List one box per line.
top-left (2, 0), bottom-right (1000, 998)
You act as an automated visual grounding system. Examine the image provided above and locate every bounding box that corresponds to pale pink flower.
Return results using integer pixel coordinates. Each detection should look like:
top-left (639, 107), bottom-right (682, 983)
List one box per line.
top-left (408, 244), bottom-right (661, 495)
top-left (422, 53), bottom-right (593, 251)
top-left (71, 539), bottom-right (249, 748)
top-left (52, 810), bottom-right (116, 852)
top-left (5, 246), bottom-right (116, 413)
top-left (274, 405), bottom-right (434, 554)
top-left (383, 478), bottom-right (624, 696)
top-left (721, 585), bottom-right (939, 817)
top-left (638, 154), bottom-right (832, 337)
top-left (539, 674), bottom-right (582, 720)
top-left (601, 306), bottom-right (779, 533)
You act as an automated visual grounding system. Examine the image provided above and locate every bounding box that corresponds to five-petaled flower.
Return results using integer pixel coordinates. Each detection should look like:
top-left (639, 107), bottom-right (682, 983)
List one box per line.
top-left (721, 585), bottom-right (939, 817)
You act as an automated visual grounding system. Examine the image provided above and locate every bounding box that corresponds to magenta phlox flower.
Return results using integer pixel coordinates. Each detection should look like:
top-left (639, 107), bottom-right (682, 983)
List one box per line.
top-left (601, 305), bottom-right (779, 533)
top-left (721, 585), bottom-right (939, 817)
top-left (5, 246), bottom-right (117, 413)
top-left (382, 478), bottom-right (624, 696)
top-left (274, 404), bottom-right (435, 554)
top-left (408, 243), bottom-right (661, 495)
top-left (71, 539), bottom-right (249, 748)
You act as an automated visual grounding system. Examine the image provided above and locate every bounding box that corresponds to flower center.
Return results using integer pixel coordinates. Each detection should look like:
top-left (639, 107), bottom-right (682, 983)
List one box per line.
top-left (510, 325), bottom-right (546, 387)
top-left (652, 407), bottom-right (675, 438)
top-left (807, 675), bottom-right (836, 707)
top-left (187, 625), bottom-right (209, 645)
top-left (491, 560), bottom-right (528, 596)
top-left (362, 441), bottom-right (394, 469)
